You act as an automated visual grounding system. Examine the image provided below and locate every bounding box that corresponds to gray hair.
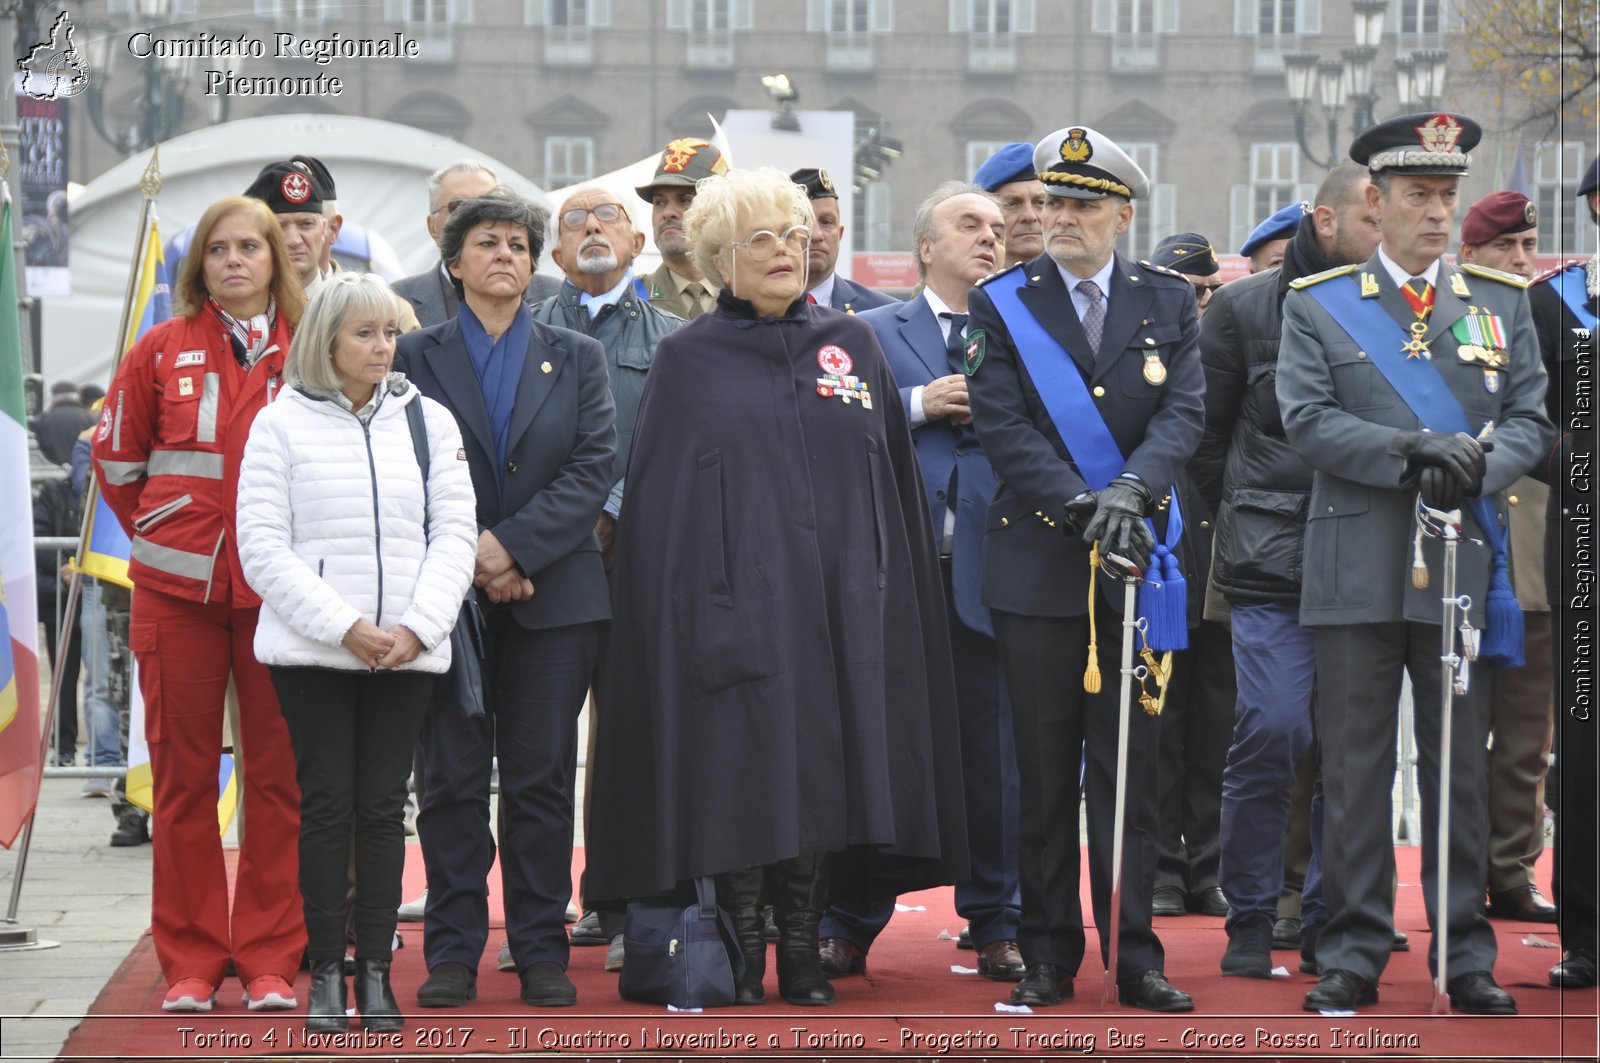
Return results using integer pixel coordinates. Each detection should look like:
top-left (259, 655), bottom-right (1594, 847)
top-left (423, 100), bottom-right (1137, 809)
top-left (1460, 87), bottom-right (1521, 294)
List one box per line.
top-left (439, 187), bottom-right (550, 294)
top-left (683, 168), bottom-right (814, 286)
top-left (912, 180), bottom-right (995, 280)
top-left (426, 159), bottom-right (498, 212)
top-left (285, 273), bottom-right (405, 396)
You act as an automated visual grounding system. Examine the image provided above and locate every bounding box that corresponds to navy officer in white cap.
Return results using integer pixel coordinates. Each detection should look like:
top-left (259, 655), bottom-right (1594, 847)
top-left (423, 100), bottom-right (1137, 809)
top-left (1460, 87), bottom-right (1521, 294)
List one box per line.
top-left (967, 126), bottom-right (1205, 1012)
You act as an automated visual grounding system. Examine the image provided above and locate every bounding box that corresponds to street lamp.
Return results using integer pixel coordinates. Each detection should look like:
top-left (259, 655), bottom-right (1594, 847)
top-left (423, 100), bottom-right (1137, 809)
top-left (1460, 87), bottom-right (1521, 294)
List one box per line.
top-left (81, 4), bottom-right (236, 155)
top-left (1283, 0), bottom-right (1450, 170)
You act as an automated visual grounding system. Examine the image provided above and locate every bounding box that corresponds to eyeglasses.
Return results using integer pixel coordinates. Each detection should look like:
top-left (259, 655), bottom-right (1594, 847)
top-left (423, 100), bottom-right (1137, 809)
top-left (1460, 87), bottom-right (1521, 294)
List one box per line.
top-left (729, 225), bottom-right (810, 260)
top-left (560, 203), bottom-right (627, 230)
top-left (431, 198), bottom-right (472, 217)
top-left (1193, 282), bottom-right (1224, 301)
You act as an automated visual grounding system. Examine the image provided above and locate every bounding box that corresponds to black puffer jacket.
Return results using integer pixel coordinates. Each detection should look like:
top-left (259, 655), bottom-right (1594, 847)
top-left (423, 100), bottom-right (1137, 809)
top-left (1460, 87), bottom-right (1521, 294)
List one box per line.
top-left (1189, 216), bottom-right (1334, 605)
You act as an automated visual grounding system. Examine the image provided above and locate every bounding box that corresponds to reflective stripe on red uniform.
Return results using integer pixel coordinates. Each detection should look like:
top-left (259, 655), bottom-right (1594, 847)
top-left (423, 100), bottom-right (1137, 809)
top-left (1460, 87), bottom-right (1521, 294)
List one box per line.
top-left (92, 312), bottom-right (291, 605)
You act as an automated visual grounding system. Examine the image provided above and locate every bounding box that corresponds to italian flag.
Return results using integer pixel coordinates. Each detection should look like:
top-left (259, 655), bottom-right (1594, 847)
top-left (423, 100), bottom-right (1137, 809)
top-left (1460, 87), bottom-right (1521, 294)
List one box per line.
top-left (0, 184), bottom-right (42, 849)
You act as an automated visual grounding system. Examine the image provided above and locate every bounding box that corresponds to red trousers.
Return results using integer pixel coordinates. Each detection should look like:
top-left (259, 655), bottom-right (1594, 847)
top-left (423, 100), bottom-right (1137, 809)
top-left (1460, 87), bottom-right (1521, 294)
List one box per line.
top-left (130, 587), bottom-right (305, 986)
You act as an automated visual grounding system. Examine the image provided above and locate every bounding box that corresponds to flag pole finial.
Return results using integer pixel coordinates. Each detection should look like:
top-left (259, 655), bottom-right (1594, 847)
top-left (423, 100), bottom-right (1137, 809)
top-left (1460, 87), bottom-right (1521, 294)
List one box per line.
top-left (139, 145), bottom-right (162, 199)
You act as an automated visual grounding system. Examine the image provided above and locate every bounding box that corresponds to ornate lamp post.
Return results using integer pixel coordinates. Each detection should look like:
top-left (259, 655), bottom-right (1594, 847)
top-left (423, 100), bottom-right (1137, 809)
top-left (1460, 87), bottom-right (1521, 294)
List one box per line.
top-left (81, 1), bottom-right (237, 155)
top-left (1285, 0), bottom-right (1450, 170)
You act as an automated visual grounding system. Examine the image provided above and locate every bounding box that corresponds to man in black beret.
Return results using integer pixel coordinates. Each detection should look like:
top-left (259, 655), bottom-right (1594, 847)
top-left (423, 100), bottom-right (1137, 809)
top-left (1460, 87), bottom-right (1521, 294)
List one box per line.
top-left (790, 167), bottom-right (895, 313)
top-left (1277, 112), bottom-right (1553, 1015)
top-left (244, 159), bottom-right (334, 296)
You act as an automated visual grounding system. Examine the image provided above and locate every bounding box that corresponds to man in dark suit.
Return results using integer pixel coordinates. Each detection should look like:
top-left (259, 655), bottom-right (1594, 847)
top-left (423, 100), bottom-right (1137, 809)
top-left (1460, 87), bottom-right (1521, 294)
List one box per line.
top-left (392, 160), bottom-right (560, 328)
top-left (790, 167), bottom-right (896, 314)
top-left (396, 190), bottom-right (617, 1010)
top-left (967, 127), bottom-right (1203, 1012)
top-left (1277, 113), bottom-right (1552, 1015)
top-left (819, 181), bottom-right (1022, 981)
top-left (1527, 154), bottom-right (1599, 991)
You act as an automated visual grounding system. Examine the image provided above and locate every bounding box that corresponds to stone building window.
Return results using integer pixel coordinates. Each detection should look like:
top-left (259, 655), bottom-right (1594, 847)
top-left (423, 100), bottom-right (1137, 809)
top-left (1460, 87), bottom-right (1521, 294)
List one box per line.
top-left (1091, 0), bottom-right (1179, 71)
top-left (667, 0), bottom-right (753, 68)
top-left (808, 0), bottom-right (893, 71)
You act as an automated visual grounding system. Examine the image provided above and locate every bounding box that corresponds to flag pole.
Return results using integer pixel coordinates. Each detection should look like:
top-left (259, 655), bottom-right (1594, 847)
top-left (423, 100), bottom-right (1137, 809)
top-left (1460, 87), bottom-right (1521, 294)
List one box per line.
top-left (3, 149), bottom-right (163, 939)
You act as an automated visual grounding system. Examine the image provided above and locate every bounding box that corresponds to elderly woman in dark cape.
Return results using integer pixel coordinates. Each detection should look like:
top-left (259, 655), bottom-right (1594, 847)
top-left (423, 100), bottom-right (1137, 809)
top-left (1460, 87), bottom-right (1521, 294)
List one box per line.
top-left (587, 168), bottom-right (968, 1007)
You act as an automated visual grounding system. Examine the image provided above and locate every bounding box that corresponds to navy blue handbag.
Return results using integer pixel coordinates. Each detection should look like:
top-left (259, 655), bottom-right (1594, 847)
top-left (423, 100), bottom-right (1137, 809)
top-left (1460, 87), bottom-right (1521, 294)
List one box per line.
top-left (617, 877), bottom-right (743, 1009)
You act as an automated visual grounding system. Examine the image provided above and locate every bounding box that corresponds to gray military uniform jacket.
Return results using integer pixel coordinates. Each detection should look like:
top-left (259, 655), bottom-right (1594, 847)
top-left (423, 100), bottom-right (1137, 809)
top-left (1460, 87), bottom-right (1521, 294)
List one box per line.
top-left (530, 279), bottom-right (683, 516)
top-left (1276, 254), bottom-right (1555, 627)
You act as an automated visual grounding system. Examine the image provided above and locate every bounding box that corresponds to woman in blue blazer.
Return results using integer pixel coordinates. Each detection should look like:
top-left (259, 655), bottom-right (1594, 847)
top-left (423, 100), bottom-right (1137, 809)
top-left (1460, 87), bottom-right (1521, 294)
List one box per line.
top-left (396, 188), bottom-right (617, 1011)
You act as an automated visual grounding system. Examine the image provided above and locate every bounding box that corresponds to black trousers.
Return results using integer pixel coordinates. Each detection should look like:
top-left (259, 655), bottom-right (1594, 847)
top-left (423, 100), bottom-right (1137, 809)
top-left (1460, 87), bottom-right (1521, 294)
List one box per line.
top-left (272, 666), bottom-right (434, 961)
top-left (418, 617), bottom-right (600, 973)
top-left (994, 605), bottom-right (1164, 978)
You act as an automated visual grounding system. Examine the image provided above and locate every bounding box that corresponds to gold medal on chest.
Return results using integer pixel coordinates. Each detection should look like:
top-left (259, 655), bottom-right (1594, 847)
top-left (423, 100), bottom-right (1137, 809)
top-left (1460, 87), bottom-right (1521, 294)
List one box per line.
top-left (1143, 353), bottom-right (1166, 385)
top-left (1401, 320), bottom-right (1431, 360)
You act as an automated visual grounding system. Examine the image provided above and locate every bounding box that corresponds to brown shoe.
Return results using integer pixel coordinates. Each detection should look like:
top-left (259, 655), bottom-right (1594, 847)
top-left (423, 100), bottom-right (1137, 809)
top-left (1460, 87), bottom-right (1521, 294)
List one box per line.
top-left (976, 940), bottom-right (1026, 981)
top-left (1486, 885), bottom-right (1558, 923)
top-left (817, 938), bottom-right (865, 979)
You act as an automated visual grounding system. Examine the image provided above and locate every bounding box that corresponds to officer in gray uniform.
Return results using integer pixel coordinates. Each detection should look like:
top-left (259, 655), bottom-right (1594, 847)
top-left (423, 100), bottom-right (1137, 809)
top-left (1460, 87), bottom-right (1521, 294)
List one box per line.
top-left (1276, 112), bottom-right (1554, 1015)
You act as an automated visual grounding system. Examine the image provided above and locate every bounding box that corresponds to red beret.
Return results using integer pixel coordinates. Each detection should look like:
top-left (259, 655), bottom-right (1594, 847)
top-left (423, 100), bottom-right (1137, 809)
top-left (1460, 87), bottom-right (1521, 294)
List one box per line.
top-left (1460, 190), bottom-right (1536, 246)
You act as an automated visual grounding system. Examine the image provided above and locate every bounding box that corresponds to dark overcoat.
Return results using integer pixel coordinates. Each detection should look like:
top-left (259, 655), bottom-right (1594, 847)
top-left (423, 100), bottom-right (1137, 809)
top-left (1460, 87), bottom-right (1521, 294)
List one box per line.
top-left (585, 292), bottom-right (968, 901)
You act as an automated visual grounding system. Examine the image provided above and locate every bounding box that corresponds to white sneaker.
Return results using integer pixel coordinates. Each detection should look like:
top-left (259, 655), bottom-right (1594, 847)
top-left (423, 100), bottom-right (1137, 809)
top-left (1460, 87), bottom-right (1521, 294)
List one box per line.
top-left (81, 778), bottom-right (112, 798)
top-left (397, 889), bottom-right (427, 922)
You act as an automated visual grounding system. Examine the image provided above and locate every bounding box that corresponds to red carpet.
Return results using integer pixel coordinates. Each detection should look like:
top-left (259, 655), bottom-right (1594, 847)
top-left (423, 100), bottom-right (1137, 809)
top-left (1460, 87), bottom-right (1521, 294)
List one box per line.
top-left (59, 847), bottom-right (1597, 1061)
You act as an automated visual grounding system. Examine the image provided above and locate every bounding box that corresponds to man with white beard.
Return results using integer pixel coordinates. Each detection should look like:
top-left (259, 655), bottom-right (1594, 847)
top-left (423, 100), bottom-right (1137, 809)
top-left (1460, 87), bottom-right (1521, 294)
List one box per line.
top-left (530, 187), bottom-right (684, 970)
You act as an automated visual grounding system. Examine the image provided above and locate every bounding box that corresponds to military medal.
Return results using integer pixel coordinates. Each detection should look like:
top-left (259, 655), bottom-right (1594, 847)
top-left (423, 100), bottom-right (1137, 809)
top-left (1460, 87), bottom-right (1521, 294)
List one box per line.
top-left (1143, 353), bottom-right (1166, 384)
top-left (1483, 368), bottom-right (1500, 393)
top-left (1452, 312), bottom-right (1507, 367)
top-left (1402, 320), bottom-right (1431, 359)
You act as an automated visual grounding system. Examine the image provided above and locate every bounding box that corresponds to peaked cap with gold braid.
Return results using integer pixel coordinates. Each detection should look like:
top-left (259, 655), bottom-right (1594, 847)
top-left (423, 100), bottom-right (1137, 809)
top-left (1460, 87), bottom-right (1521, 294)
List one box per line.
top-left (1033, 125), bottom-right (1150, 201)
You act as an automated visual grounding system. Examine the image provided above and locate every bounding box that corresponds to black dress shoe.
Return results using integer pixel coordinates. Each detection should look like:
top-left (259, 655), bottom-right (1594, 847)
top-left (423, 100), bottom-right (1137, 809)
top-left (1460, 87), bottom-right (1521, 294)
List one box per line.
top-left (1118, 970), bottom-right (1194, 1012)
top-left (1010, 963), bottom-right (1072, 1006)
top-left (519, 963), bottom-right (577, 1007)
top-left (1221, 915), bottom-right (1273, 978)
top-left (1550, 950), bottom-right (1599, 988)
top-left (976, 940), bottom-right (1026, 981)
top-left (568, 910), bottom-right (607, 946)
top-left (956, 924), bottom-right (974, 950)
top-left (817, 938), bottom-right (866, 979)
top-left (1151, 885), bottom-right (1186, 917)
top-left (1487, 885), bottom-right (1559, 923)
top-left (416, 962), bottom-right (476, 1008)
top-left (1446, 970), bottom-right (1517, 1014)
top-left (1189, 886), bottom-right (1230, 917)
top-left (1271, 916), bottom-right (1302, 949)
top-left (1391, 928), bottom-right (1410, 951)
top-left (1303, 969), bottom-right (1377, 1011)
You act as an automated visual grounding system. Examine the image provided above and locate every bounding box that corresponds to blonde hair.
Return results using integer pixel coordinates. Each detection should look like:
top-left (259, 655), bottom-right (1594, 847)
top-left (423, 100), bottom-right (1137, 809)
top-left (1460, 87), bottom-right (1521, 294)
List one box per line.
top-left (684, 168), bottom-right (815, 286)
top-left (173, 196), bottom-right (306, 326)
top-left (285, 273), bottom-right (404, 395)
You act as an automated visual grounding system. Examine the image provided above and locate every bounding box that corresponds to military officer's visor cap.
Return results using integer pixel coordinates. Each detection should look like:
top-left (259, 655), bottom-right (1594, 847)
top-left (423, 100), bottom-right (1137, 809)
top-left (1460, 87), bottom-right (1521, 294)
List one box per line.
top-left (1349, 112), bottom-right (1481, 177)
top-left (1033, 126), bottom-right (1150, 201)
top-left (636, 138), bottom-right (730, 202)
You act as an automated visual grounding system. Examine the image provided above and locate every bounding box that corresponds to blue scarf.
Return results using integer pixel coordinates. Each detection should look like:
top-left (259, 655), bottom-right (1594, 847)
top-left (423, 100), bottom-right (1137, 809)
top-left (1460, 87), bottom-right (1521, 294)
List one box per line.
top-left (458, 301), bottom-right (531, 481)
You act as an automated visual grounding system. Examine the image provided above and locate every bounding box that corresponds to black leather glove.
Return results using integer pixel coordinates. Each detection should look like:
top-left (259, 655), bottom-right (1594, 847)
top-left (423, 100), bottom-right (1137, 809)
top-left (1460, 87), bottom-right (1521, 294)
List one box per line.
top-left (1082, 476), bottom-right (1155, 572)
top-left (1417, 465), bottom-right (1466, 511)
top-left (1063, 491), bottom-right (1099, 536)
top-left (1391, 430), bottom-right (1486, 496)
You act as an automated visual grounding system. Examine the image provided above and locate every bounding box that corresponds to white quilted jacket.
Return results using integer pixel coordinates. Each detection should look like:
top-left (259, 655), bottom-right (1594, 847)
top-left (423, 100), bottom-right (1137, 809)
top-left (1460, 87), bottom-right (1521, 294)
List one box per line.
top-left (237, 379), bottom-right (478, 673)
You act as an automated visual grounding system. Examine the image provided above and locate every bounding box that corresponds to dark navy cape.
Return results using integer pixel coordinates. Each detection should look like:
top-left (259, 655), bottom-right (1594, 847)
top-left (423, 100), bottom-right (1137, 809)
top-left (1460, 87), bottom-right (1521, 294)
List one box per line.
top-left (586, 291), bottom-right (969, 901)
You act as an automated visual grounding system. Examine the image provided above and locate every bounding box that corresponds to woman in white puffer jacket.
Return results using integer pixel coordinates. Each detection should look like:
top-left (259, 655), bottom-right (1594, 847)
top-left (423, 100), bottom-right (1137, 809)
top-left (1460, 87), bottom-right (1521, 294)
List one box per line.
top-left (236, 273), bottom-right (476, 1035)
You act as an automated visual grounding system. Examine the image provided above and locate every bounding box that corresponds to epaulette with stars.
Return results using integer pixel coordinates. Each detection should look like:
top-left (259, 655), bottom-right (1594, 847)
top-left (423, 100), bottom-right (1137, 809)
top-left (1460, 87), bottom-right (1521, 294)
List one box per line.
top-left (975, 261), bottom-right (1025, 288)
top-left (1287, 263), bottom-right (1359, 290)
top-left (1458, 262), bottom-right (1528, 289)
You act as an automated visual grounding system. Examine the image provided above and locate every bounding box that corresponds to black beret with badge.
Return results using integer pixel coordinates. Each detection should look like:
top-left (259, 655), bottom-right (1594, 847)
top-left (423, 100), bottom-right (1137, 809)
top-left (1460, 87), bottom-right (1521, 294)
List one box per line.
top-left (791, 167), bottom-right (838, 201)
top-left (1151, 233), bottom-right (1220, 277)
top-left (290, 154), bottom-right (337, 206)
top-left (244, 159), bottom-right (325, 215)
top-left (1349, 111), bottom-right (1481, 176)
top-left (1033, 125), bottom-right (1150, 200)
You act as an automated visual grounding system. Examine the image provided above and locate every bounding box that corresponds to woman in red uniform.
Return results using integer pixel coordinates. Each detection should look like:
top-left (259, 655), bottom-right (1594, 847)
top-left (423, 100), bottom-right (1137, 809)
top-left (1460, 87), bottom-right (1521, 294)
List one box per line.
top-left (94, 195), bottom-right (308, 1013)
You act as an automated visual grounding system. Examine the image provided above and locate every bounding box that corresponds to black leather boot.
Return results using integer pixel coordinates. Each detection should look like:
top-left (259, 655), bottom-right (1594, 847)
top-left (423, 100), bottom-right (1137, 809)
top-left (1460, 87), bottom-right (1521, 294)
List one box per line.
top-left (354, 957), bottom-right (403, 1032)
top-left (771, 853), bottom-right (835, 1006)
top-left (723, 866), bottom-right (767, 1004)
top-left (305, 959), bottom-right (348, 1033)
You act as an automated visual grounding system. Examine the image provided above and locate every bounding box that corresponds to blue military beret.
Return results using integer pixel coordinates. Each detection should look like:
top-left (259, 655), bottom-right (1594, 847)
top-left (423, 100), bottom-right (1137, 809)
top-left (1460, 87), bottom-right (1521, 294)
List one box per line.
top-left (972, 142), bottom-right (1036, 192)
top-left (1239, 201), bottom-right (1306, 257)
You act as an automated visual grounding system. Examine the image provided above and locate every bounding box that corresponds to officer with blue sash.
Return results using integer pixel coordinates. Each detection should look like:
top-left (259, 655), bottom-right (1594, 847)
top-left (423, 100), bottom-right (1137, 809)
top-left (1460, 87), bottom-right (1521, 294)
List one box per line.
top-left (1276, 112), bottom-right (1554, 1015)
top-left (1527, 153), bottom-right (1599, 992)
top-left (967, 126), bottom-right (1204, 1012)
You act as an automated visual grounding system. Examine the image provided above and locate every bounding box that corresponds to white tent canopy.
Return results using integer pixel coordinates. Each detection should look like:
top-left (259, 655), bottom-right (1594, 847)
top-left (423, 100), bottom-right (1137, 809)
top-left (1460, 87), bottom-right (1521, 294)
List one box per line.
top-left (47, 113), bottom-right (559, 388)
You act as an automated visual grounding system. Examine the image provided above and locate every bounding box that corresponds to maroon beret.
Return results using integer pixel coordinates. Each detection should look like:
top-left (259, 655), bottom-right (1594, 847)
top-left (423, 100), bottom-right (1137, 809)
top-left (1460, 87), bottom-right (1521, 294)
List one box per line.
top-left (1460, 190), bottom-right (1536, 246)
